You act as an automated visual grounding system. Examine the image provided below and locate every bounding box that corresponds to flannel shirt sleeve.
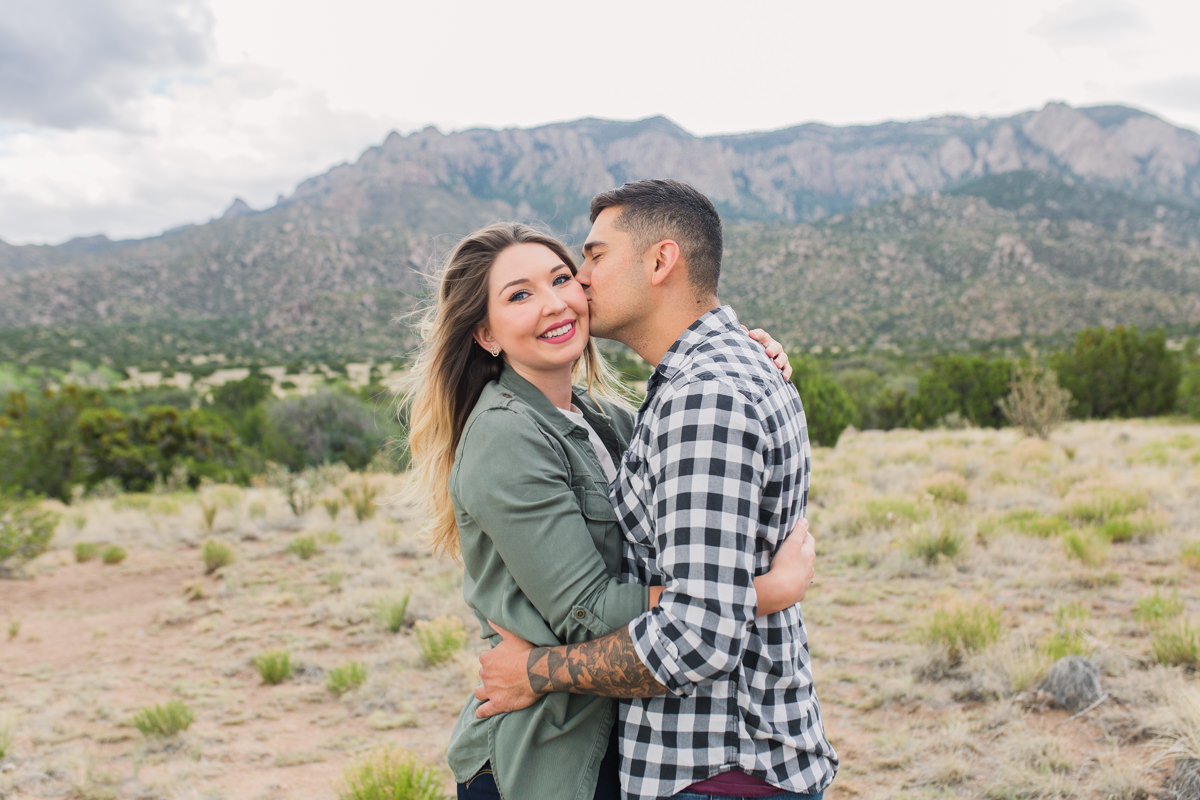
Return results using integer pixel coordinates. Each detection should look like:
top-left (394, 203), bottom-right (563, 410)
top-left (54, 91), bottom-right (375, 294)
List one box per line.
top-left (627, 378), bottom-right (767, 696)
top-left (454, 408), bottom-right (648, 643)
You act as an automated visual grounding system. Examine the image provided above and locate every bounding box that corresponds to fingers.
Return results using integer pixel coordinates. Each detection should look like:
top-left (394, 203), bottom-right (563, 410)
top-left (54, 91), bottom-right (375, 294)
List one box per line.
top-left (486, 619), bottom-right (513, 640)
top-left (476, 700), bottom-right (503, 719)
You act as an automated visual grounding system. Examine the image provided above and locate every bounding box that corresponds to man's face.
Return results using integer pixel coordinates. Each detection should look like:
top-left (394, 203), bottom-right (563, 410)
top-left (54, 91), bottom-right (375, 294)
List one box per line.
top-left (578, 206), bottom-right (650, 345)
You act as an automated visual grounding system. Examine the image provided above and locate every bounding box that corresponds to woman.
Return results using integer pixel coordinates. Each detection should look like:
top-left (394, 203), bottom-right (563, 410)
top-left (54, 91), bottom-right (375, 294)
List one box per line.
top-left (404, 223), bottom-right (813, 800)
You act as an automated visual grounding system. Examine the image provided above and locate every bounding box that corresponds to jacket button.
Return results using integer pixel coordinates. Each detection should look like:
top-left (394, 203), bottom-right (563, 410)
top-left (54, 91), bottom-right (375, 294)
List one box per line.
top-left (574, 609), bottom-right (586, 619)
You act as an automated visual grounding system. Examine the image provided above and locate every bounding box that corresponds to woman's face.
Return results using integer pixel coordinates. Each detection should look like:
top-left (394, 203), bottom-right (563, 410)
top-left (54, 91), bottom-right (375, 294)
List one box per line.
top-left (474, 243), bottom-right (590, 379)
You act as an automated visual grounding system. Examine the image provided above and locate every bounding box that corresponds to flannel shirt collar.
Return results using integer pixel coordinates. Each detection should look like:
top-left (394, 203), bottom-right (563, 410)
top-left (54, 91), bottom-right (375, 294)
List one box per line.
top-left (647, 305), bottom-right (740, 395)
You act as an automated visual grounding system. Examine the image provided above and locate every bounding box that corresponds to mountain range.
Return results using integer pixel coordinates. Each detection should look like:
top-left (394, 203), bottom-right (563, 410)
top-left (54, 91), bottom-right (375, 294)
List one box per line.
top-left (1, 102), bottom-right (1198, 368)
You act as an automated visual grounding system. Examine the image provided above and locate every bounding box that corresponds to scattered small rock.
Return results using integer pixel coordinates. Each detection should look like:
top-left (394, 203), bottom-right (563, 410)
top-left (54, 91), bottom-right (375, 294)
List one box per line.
top-left (1040, 655), bottom-right (1103, 712)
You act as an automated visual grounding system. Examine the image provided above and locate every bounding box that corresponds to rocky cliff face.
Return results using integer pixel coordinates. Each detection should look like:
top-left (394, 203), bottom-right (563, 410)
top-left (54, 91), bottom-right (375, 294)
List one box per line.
top-left (284, 103), bottom-right (1200, 234)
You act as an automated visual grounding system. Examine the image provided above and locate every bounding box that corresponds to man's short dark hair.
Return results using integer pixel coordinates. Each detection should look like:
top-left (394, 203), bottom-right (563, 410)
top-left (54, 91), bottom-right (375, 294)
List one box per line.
top-left (589, 179), bottom-right (722, 296)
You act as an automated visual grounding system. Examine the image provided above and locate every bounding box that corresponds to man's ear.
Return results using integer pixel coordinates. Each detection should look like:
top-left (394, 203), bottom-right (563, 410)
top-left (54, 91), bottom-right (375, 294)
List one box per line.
top-left (647, 239), bottom-right (682, 288)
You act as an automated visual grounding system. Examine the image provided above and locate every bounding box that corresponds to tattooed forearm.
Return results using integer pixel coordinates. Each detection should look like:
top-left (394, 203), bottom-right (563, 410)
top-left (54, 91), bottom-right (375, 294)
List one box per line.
top-left (526, 627), bottom-right (667, 698)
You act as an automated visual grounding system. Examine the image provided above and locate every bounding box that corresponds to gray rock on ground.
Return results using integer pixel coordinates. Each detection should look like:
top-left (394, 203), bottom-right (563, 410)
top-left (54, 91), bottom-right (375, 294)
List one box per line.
top-left (1039, 655), bottom-right (1103, 712)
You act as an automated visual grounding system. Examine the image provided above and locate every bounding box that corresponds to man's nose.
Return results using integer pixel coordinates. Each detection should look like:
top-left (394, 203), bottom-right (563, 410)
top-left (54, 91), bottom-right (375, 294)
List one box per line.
top-left (575, 263), bottom-right (592, 287)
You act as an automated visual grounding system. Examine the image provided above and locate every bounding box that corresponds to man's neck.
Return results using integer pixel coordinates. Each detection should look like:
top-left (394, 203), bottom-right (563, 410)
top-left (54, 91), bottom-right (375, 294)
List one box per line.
top-left (634, 297), bottom-right (720, 367)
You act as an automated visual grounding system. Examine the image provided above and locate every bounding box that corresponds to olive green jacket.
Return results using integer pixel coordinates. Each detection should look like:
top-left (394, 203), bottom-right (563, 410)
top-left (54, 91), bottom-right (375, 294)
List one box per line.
top-left (446, 366), bottom-right (646, 800)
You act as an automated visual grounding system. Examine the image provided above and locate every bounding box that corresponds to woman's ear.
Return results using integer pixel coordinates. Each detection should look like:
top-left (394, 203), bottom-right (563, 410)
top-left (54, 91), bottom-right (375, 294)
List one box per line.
top-left (473, 324), bottom-right (496, 355)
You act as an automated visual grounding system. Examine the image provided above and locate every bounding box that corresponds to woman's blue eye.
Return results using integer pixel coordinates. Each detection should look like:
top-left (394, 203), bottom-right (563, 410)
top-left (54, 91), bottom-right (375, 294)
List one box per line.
top-left (508, 290), bottom-right (530, 302)
top-left (553, 274), bottom-right (572, 286)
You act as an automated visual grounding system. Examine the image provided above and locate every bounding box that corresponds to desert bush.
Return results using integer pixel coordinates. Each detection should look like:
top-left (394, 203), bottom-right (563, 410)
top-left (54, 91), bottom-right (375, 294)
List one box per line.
top-left (100, 545), bottom-right (127, 565)
top-left (1052, 325), bottom-right (1180, 419)
top-left (920, 472), bottom-right (968, 505)
top-left (1040, 603), bottom-right (1090, 660)
top-left (790, 357), bottom-right (857, 447)
top-left (1000, 509), bottom-right (1069, 538)
top-left (909, 355), bottom-right (1013, 430)
top-left (1063, 529), bottom-right (1109, 566)
top-left (74, 541), bottom-right (101, 562)
top-left (200, 500), bottom-right (218, 532)
top-left (7, 621), bottom-right (18, 640)
top-left (1152, 622), bottom-right (1200, 668)
top-left (998, 359), bottom-right (1072, 439)
top-left (1183, 543), bottom-right (1200, 570)
top-left (1134, 590), bottom-right (1184, 627)
top-left (287, 535), bottom-right (319, 560)
top-left (343, 477), bottom-right (381, 522)
top-left (922, 603), bottom-right (1002, 667)
top-left (865, 497), bottom-right (929, 527)
top-left (202, 540), bottom-right (235, 574)
top-left (326, 661), bottom-right (368, 695)
top-left (1153, 684), bottom-right (1200, 799)
top-left (322, 497), bottom-right (343, 520)
top-left (907, 526), bottom-right (964, 564)
top-left (253, 649), bottom-right (293, 684)
top-left (0, 493), bottom-right (58, 570)
top-left (130, 700), bottom-right (194, 738)
top-left (337, 747), bottom-right (447, 800)
top-left (261, 389), bottom-right (389, 471)
top-left (0, 713), bottom-right (12, 757)
top-left (414, 616), bottom-right (468, 666)
top-left (1063, 486), bottom-right (1149, 523)
top-left (375, 593), bottom-right (412, 633)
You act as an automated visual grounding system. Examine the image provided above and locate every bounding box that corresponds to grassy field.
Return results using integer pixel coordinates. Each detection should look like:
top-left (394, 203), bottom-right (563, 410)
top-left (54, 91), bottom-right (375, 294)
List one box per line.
top-left (1, 419), bottom-right (1198, 799)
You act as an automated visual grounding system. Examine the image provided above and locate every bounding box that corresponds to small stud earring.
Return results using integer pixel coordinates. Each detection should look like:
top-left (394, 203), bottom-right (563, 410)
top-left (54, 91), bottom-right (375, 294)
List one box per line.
top-left (489, 345), bottom-right (500, 357)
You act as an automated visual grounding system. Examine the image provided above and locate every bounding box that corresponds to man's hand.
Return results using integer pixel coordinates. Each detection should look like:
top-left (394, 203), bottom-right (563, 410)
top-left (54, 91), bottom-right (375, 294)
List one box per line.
top-left (744, 326), bottom-right (793, 381)
top-left (475, 621), bottom-right (542, 719)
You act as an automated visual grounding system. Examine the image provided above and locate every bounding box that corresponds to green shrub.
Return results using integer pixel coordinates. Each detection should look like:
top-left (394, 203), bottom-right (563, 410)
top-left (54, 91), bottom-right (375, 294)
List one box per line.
top-left (338, 747), bottom-right (447, 800)
top-left (253, 649), bottom-right (293, 685)
top-left (287, 535), bottom-right (319, 560)
top-left (375, 593), bottom-right (412, 633)
top-left (261, 389), bottom-right (391, 472)
top-left (100, 545), bottom-right (127, 565)
top-left (1002, 509), bottom-right (1070, 538)
top-left (202, 540), bottom-right (235, 574)
top-left (1064, 489), bottom-right (1149, 523)
top-left (1183, 543), bottom-right (1200, 570)
top-left (0, 713), bottom-right (12, 758)
top-left (790, 357), bottom-right (857, 447)
top-left (998, 360), bottom-right (1072, 439)
top-left (74, 541), bottom-right (101, 562)
top-left (907, 527), bottom-right (964, 564)
top-left (200, 500), bottom-right (218, 532)
top-left (322, 497), bottom-right (343, 520)
top-left (909, 355), bottom-right (1013, 429)
top-left (1063, 529), bottom-right (1108, 566)
top-left (414, 617), bottom-right (468, 666)
top-left (326, 661), bottom-right (368, 695)
top-left (1052, 326), bottom-right (1180, 419)
top-left (1152, 622), bottom-right (1200, 667)
top-left (343, 477), bottom-right (381, 522)
top-left (1134, 590), bottom-right (1184, 627)
top-left (922, 603), bottom-right (1003, 666)
top-left (865, 497), bottom-right (929, 527)
top-left (921, 473), bottom-right (968, 505)
top-left (130, 700), bottom-right (194, 738)
top-left (0, 493), bottom-right (58, 569)
top-left (1039, 603), bottom-right (1091, 661)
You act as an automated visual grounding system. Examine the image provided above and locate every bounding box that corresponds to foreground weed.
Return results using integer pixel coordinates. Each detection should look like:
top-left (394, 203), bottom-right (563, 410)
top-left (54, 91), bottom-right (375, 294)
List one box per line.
top-left (415, 616), bottom-right (469, 666)
top-left (343, 477), bottom-right (381, 522)
top-left (923, 603), bottom-right (1003, 667)
top-left (200, 500), bottom-right (218, 532)
top-left (375, 593), bottom-right (412, 633)
top-left (338, 746), bottom-right (447, 800)
top-left (1000, 509), bottom-right (1069, 538)
top-left (326, 661), bottom-right (368, 695)
top-left (865, 497), bottom-right (929, 527)
top-left (1063, 528), bottom-right (1108, 566)
top-left (322, 497), bottom-right (344, 520)
top-left (907, 527), bottom-right (964, 564)
top-left (1152, 622), bottom-right (1200, 668)
top-left (100, 545), bottom-right (127, 565)
top-left (74, 541), bottom-right (101, 562)
top-left (254, 649), bottom-right (293, 684)
top-left (287, 535), bottom-right (320, 560)
top-left (921, 473), bottom-right (968, 505)
top-left (202, 540), bottom-right (235, 574)
top-left (130, 700), bottom-right (194, 738)
top-left (1182, 543), bottom-right (1200, 570)
top-left (112, 493), bottom-right (153, 512)
top-left (1064, 487), bottom-right (1149, 523)
top-left (6, 620), bottom-right (18, 640)
top-left (0, 494), bottom-right (58, 568)
top-left (1135, 590), bottom-right (1184, 627)
top-left (0, 713), bottom-right (12, 758)
top-left (1040, 603), bottom-right (1090, 660)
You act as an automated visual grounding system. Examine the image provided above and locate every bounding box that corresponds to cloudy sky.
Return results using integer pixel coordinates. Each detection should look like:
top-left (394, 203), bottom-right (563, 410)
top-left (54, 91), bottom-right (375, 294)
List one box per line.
top-left (2, 0), bottom-right (1198, 245)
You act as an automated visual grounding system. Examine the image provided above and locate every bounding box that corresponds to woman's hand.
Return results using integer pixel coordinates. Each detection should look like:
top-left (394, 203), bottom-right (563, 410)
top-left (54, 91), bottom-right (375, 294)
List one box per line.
top-left (755, 518), bottom-right (816, 615)
top-left (744, 327), bottom-right (793, 381)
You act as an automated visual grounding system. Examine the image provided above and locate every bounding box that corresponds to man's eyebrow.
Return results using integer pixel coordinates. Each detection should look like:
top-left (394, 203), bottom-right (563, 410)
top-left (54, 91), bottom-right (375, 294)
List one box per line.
top-left (582, 240), bottom-right (605, 256)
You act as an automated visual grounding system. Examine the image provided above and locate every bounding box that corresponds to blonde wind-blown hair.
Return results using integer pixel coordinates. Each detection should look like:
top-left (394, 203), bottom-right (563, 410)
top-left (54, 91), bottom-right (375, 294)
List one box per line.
top-left (401, 223), bottom-right (629, 560)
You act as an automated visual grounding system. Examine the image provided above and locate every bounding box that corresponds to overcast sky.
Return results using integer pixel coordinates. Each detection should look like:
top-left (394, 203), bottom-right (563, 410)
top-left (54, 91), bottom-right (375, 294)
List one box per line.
top-left (2, 0), bottom-right (1198, 245)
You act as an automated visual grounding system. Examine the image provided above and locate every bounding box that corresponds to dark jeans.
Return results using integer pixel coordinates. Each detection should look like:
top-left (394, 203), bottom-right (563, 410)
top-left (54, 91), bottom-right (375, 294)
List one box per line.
top-left (457, 733), bottom-right (621, 800)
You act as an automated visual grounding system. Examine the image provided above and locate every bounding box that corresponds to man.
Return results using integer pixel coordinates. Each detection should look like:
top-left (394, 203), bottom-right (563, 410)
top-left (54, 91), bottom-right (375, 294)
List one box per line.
top-left (477, 179), bottom-right (837, 799)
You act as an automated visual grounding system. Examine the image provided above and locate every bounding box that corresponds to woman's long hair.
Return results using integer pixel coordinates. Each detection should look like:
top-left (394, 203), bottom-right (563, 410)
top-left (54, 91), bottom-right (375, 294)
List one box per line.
top-left (401, 223), bottom-right (628, 560)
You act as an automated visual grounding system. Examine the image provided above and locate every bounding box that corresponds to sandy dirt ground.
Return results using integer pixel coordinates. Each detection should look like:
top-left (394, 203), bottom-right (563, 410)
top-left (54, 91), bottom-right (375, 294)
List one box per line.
top-left (2, 419), bottom-right (1198, 799)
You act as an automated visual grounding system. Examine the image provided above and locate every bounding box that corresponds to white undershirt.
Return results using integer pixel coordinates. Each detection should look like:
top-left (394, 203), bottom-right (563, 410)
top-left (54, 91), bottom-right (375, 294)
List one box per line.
top-left (561, 405), bottom-right (618, 484)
